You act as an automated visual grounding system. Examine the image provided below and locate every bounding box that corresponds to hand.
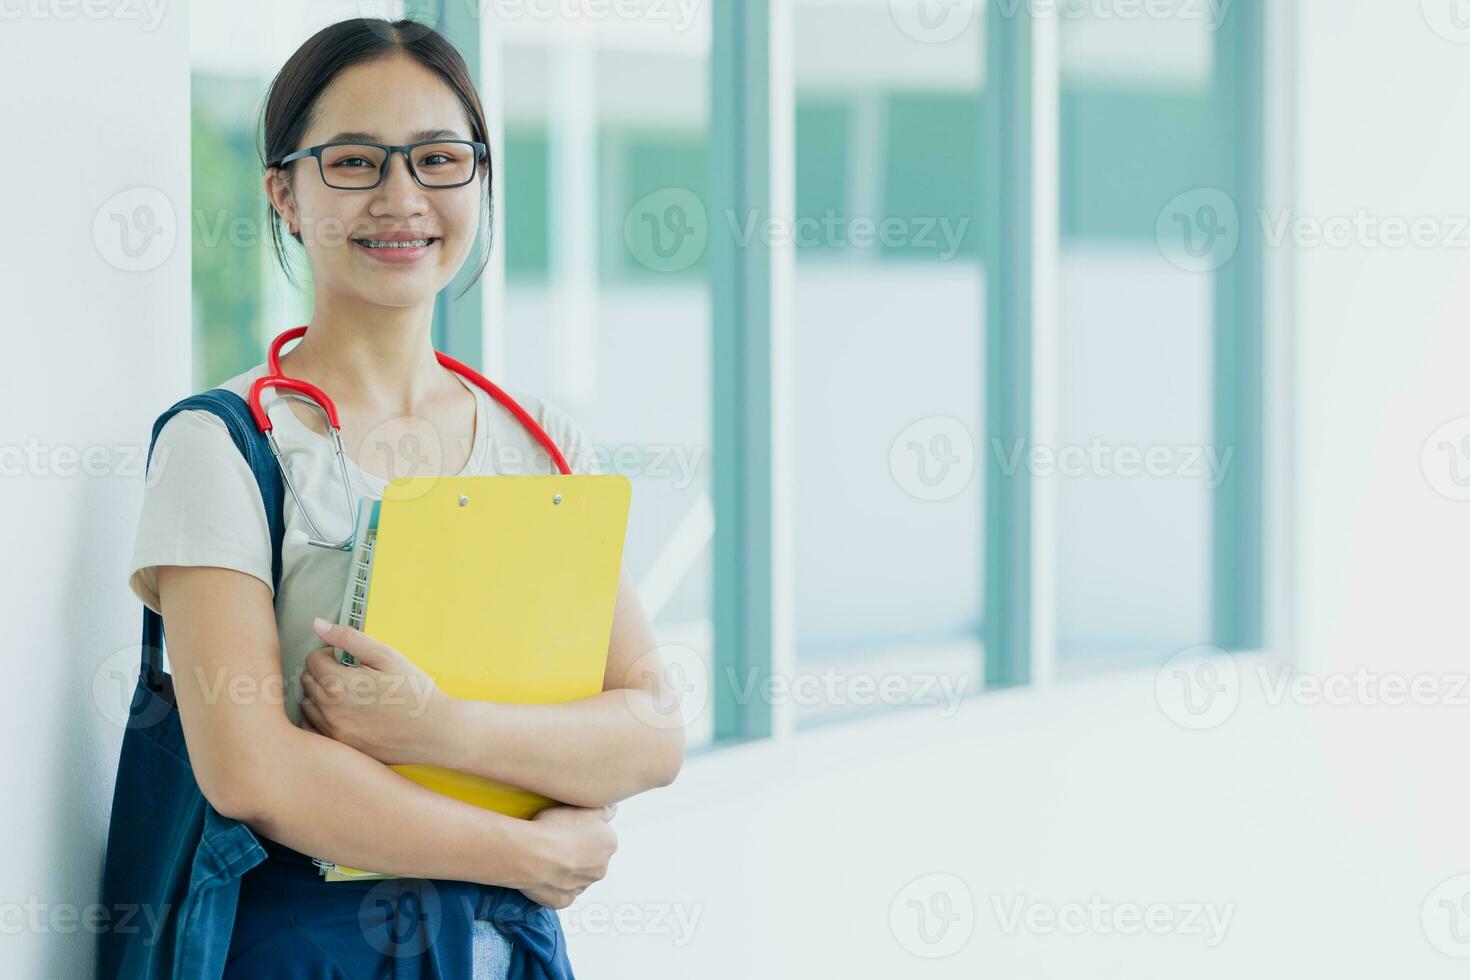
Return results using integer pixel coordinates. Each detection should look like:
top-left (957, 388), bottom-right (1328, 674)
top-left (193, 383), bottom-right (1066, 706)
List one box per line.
top-left (515, 804), bottom-right (618, 909)
top-left (298, 617), bottom-right (459, 766)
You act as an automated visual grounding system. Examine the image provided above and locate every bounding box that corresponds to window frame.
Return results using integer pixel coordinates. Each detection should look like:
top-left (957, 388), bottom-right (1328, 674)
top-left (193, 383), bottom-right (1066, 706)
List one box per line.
top-left (704, 0), bottom-right (1271, 748)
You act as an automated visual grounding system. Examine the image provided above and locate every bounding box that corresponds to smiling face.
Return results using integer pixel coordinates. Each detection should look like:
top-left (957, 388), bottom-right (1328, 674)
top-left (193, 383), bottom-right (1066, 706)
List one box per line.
top-left (265, 52), bottom-right (485, 310)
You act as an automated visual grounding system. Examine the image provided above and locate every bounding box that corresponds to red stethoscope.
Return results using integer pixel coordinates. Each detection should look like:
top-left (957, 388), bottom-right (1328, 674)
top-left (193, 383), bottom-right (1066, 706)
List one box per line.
top-left (247, 325), bottom-right (571, 551)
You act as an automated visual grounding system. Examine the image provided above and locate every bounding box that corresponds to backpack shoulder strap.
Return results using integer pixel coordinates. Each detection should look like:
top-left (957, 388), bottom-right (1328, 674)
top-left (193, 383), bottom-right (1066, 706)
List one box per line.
top-left (140, 389), bottom-right (285, 693)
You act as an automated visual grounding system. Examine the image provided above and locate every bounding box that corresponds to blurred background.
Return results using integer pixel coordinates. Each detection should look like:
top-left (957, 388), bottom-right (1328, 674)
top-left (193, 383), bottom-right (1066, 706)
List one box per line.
top-left (8, 0), bottom-right (1470, 976)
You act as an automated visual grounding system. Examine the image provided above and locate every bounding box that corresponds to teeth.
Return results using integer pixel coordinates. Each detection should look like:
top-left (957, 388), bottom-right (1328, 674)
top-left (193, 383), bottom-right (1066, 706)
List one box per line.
top-left (358, 239), bottom-right (431, 249)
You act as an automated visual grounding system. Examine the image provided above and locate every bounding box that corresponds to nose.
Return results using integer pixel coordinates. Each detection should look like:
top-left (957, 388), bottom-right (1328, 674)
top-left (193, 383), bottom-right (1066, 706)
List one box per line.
top-left (368, 149), bottom-right (430, 216)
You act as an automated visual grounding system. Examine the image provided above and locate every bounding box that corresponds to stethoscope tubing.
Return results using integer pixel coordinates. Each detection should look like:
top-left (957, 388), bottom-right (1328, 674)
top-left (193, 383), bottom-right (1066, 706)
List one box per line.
top-left (247, 325), bottom-right (572, 551)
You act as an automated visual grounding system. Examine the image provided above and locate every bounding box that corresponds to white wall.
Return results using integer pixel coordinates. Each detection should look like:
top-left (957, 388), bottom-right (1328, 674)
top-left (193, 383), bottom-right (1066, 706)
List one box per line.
top-left (0, 4), bottom-right (191, 978)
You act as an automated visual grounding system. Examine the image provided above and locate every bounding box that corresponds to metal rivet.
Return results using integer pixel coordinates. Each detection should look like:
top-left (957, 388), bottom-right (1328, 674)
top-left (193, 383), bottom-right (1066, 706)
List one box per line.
top-left (458, 495), bottom-right (469, 507)
top-left (552, 494), bottom-right (563, 505)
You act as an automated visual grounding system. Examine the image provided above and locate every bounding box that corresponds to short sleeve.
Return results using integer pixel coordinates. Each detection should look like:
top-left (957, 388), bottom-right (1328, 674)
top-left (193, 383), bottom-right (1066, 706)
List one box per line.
top-left (539, 399), bottom-right (604, 476)
top-left (127, 409), bottom-right (275, 614)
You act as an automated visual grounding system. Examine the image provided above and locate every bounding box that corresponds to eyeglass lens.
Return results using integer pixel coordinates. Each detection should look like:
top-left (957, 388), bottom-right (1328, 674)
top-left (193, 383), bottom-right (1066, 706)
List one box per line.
top-left (318, 142), bottom-right (476, 188)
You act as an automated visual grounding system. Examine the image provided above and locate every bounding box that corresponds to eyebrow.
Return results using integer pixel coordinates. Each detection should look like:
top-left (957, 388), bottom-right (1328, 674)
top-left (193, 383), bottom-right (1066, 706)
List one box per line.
top-left (326, 128), bottom-right (467, 143)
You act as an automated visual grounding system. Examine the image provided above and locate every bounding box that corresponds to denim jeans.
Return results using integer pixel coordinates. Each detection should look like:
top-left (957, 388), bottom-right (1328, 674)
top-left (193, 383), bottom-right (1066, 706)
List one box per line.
top-left (226, 835), bottom-right (516, 979)
top-left (473, 919), bottom-right (513, 978)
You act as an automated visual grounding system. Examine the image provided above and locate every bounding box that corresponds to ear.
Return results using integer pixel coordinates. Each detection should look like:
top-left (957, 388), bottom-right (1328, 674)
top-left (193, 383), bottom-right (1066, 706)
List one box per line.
top-left (263, 167), bottom-right (300, 239)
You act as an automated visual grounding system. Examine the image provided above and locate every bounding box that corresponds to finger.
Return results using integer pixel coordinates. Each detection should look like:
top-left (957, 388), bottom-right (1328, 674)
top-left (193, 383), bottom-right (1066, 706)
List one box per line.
top-left (300, 667), bottom-right (336, 707)
top-left (301, 697), bottom-right (329, 735)
top-left (312, 618), bottom-right (394, 670)
top-left (295, 652), bottom-right (358, 696)
top-left (302, 656), bottom-right (356, 704)
top-left (303, 646), bottom-right (353, 687)
top-left (597, 804), bottom-right (616, 821)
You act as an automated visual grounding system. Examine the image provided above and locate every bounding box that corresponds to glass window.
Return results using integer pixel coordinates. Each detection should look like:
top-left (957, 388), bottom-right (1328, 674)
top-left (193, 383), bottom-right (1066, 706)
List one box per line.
top-left (1055, 0), bottom-right (1244, 674)
top-left (792, 0), bottom-right (986, 727)
top-left (491, 15), bottom-right (717, 747)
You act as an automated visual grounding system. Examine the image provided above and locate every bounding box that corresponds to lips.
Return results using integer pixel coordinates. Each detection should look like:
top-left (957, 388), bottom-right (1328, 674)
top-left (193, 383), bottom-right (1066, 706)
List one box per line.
top-left (351, 234), bottom-right (438, 263)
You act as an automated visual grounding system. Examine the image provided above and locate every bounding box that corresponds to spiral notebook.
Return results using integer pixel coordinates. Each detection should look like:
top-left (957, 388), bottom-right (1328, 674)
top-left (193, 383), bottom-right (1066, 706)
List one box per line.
top-left (311, 473), bottom-right (632, 882)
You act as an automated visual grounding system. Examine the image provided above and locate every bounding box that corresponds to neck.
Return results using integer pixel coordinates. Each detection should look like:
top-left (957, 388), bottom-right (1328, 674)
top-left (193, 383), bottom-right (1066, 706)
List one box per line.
top-left (278, 291), bottom-right (449, 415)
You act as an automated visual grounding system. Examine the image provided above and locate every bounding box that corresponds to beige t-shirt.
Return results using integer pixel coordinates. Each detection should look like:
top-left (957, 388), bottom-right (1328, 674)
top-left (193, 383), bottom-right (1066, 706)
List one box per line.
top-left (128, 361), bottom-right (601, 727)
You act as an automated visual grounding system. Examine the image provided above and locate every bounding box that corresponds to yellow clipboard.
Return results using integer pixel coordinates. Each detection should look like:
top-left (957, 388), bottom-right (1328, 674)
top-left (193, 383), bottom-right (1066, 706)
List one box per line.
top-left (322, 473), bottom-right (631, 881)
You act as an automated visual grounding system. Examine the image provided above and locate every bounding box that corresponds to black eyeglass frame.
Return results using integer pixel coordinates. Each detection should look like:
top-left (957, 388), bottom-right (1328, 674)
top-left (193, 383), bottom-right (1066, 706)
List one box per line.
top-left (271, 139), bottom-right (489, 190)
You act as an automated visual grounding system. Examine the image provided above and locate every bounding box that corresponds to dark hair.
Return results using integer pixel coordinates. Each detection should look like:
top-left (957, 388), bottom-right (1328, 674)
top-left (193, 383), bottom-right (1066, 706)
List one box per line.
top-left (258, 18), bottom-right (493, 298)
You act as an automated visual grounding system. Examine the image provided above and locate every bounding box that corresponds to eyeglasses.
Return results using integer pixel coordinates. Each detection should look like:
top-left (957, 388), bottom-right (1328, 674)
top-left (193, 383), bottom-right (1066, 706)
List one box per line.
top-left (272, 139), bottom-right (488, 190)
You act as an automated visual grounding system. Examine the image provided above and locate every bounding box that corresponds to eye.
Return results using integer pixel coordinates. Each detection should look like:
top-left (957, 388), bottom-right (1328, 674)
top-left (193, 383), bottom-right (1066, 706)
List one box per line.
top-left (420, 152), bottom-right (454, 167)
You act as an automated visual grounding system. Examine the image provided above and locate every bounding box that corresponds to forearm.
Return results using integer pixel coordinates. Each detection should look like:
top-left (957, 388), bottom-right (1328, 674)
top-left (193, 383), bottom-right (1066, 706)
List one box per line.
top-left (435, 692), bottom-right (684, 808)
top-left (237, 721), bottom-right (541, 888)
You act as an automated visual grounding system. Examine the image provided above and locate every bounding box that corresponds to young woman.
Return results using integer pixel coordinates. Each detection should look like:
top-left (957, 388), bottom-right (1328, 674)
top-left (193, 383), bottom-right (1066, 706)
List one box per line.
top-left (126, 18), bottom-right (683, 978)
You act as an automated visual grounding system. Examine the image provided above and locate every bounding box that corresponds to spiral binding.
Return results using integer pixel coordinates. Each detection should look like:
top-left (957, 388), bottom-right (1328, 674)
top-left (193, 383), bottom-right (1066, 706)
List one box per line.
top-left (314, 526), bottom-right (377, 876)
top-left (339, 529), bottom-right (376, 666)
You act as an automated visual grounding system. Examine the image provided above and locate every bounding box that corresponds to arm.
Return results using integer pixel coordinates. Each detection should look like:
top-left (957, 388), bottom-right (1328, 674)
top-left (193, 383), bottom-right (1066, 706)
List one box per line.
top-left (157, 564), bottom-right (615, 903)
top-left (308, 567), bottom-right (685, 807)
top-left (435, 567), bottom-right (686, 805)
